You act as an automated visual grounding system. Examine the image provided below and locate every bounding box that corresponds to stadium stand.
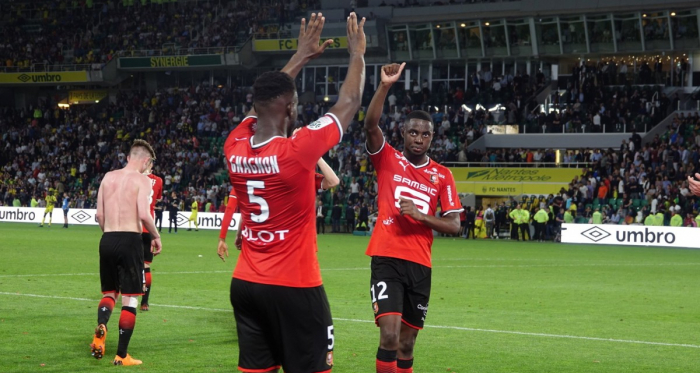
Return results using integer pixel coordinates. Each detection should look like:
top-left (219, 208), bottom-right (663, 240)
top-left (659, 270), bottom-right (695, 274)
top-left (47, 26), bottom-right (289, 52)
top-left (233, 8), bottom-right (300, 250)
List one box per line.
top-left (2, 75), bottom-right (699, 230)
top-left (0, 83), bottom-right (248, 210)
top-left (0, 0), bottom-right (319, 70)
top-left (1, 0), bottom-right (699, 234)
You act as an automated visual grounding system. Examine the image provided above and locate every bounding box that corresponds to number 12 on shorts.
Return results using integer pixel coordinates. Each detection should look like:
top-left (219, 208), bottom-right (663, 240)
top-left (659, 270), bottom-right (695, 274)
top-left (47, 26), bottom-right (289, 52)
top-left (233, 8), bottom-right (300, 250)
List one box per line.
top-left (370, 281), bottom-right (389, 303)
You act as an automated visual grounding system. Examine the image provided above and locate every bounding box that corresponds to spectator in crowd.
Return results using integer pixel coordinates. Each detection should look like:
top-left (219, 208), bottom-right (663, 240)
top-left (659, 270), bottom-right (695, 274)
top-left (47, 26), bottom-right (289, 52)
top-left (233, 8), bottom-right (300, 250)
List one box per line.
top-left (0, 0), bottom-right (317, 69)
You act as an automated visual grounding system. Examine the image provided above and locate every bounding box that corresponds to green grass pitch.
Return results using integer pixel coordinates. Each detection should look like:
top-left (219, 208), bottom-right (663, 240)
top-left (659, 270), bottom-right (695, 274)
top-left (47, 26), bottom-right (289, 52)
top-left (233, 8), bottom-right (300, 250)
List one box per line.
top-left (1, 222), bottom-right (700, 372)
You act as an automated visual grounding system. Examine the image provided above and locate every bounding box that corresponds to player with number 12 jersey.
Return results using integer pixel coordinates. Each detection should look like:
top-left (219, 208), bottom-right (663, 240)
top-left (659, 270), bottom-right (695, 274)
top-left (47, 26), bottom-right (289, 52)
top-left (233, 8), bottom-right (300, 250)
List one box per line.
top-left (364, 63), bottom-right (462, 373)
top-left (365, 143), bottom-right (462, 267)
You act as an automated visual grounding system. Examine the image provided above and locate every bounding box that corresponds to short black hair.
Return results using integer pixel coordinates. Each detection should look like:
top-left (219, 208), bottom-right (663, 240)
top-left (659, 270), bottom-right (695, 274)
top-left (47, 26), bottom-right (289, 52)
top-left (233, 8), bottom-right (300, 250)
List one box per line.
top-left (130, 139), bottom-right (155, 160)
top-left (253, 71), bottom-right (295, 105)
top-left (405, 110), bottom-right (433, 127)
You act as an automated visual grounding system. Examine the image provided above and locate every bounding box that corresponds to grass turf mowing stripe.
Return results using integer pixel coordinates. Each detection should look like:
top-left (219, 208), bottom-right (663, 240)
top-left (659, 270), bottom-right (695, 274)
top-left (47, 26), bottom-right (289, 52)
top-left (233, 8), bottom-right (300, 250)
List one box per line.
top-left (2, 261), bottom-right (700, 278)
top-left (3, 291), bottom-right (700, 350)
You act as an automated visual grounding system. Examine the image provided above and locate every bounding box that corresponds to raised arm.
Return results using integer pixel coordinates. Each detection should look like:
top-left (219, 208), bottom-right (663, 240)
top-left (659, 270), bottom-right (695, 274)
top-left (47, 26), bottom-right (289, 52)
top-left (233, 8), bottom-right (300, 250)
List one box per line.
top-left (328, 13), bottom-right (366, 132)
top-left (317, 158), bottom-right (340, 189)
top-left (688, 174), bottom-right (700, 196)
top-left (248, 13), bottom-right (334, 118)
top-left (282, 13), bottom-right (334, 79)
top-left (365, 63), bottom-right (405, 153)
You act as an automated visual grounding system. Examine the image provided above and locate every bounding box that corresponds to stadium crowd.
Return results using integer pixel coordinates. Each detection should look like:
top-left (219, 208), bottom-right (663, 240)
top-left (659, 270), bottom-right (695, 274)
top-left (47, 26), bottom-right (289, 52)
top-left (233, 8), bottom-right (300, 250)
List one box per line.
top-left (0, 81), bottom-right (260, 212)
top-left (0, 0), bottom-right (318, 69)
top-left (461, 111), bottom-right (700, 242)
top-left (1, 55), bottom-right (699, 233)
top-left (2, 79), bottom-right (700, 228)
top-left (532, 81), bottom-right (672, 134)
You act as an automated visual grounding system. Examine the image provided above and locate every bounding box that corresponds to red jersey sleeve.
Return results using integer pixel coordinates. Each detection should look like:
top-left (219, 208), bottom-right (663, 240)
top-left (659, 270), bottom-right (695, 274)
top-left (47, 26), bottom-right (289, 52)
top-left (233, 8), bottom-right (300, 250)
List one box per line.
top-left (154, 176), bottom-right (163, 202)
top-left (219, 193), bottom-right (238, 240)
top-left (366, 137), bottom-right (393, 172)
top-left (314, 173), bottom-right (324, 190)
top-left (438, 167), bottom-right (462, 215)
top-left (227, 116), bottom-right (257, 140)
top-left (144, 174), bottom-right (163, 233)
top-left (290, 114), bottom-right (342, 170)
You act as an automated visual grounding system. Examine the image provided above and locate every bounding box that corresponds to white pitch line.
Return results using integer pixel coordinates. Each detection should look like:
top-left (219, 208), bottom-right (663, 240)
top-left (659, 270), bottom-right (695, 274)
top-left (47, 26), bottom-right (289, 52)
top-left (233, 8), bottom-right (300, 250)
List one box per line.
top-left (1, 291), bottom-right (699, 350)
top-left (423, 324), bottom-right (700, 349)
top-left (0, 270), bottom-right (232, 278)
top-left (3, 262), bottom-right (700, 278)
top-left (0, 292), bottom-right (233, 311)
top-left (334, 318), bottom-right (700, 349)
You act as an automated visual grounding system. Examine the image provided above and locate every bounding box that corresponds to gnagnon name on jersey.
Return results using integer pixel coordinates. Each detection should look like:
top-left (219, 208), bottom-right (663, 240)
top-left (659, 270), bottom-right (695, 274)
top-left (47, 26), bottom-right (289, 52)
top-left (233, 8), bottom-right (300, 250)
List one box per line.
top-left (228, 155), bottom-right (281, 175)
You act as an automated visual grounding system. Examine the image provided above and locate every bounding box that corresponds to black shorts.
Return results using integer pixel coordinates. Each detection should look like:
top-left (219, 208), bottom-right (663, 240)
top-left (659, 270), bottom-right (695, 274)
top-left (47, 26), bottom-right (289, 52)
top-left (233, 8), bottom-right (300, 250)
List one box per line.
top-left (370, 256), bottom-right (431, 330)
top-left (230, 278), bottom-right (334, 373)
top-left (99, 232), bottom-right (145, 296)
top-left (142, 233), bottom-right (153, 264)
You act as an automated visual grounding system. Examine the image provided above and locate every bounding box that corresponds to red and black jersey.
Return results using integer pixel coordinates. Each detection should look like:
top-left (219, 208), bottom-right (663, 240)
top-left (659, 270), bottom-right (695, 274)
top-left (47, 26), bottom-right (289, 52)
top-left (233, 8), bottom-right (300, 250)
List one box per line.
top-left (224, 114), bottom-right (343, 287)
top-left (365, 140), bottom-right (462, 268)
top-left (143, 173), bottom-right (163, 234)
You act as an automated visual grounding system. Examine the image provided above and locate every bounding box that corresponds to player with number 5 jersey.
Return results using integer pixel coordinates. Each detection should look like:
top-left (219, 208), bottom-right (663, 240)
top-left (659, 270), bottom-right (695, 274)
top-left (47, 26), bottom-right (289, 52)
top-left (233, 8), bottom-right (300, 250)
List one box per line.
top-left (221, 12), bottom-right (367, 373)
top-left (364, 63), bottom-right (463, 373)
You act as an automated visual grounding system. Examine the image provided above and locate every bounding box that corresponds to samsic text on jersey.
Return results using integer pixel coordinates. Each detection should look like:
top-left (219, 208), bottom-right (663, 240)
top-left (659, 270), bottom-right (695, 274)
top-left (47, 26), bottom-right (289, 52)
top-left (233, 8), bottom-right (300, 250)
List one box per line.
top-left (365, 140), bottom-right (463, 268)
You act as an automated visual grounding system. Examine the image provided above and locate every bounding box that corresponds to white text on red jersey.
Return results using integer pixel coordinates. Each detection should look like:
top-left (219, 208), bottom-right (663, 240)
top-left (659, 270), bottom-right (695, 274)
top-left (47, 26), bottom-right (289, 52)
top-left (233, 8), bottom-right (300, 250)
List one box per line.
top-left (228, 155), bottom-right (281, 175)
top-left (393, 174), bottom-right (437, 196)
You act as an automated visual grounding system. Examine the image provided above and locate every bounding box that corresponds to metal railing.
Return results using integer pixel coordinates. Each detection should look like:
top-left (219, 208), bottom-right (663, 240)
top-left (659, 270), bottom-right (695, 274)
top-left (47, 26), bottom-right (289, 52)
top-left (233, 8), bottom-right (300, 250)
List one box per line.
top-left (443, 161), bottom-right (593, 168)
top-left (0, 45), bottom-right (246, 73)
top-left (678, 87), bottom-right (700, 111)
top-left (253, 31), bottom-right (295, 40)
top-left (0, 64), bottom-right (101, 73)
top-left (0, 1), bottom-right (110, 19)
top-left (518, 121), bottom-right (651, 134)
top-left (115, 46), bottom-right (240, 58)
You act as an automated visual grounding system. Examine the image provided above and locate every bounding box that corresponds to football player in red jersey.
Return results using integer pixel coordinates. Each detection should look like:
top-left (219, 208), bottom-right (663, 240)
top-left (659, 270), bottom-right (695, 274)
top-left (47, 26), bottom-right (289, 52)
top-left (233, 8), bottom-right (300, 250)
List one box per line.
top-left (364, 63), bottom-right (463, 373)
top-left (217, 156), bottom-right (339, 260)
top-left (221, 12), bottom-right (366, 373)
top-left (140, 160), bottom-right (163, 311)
